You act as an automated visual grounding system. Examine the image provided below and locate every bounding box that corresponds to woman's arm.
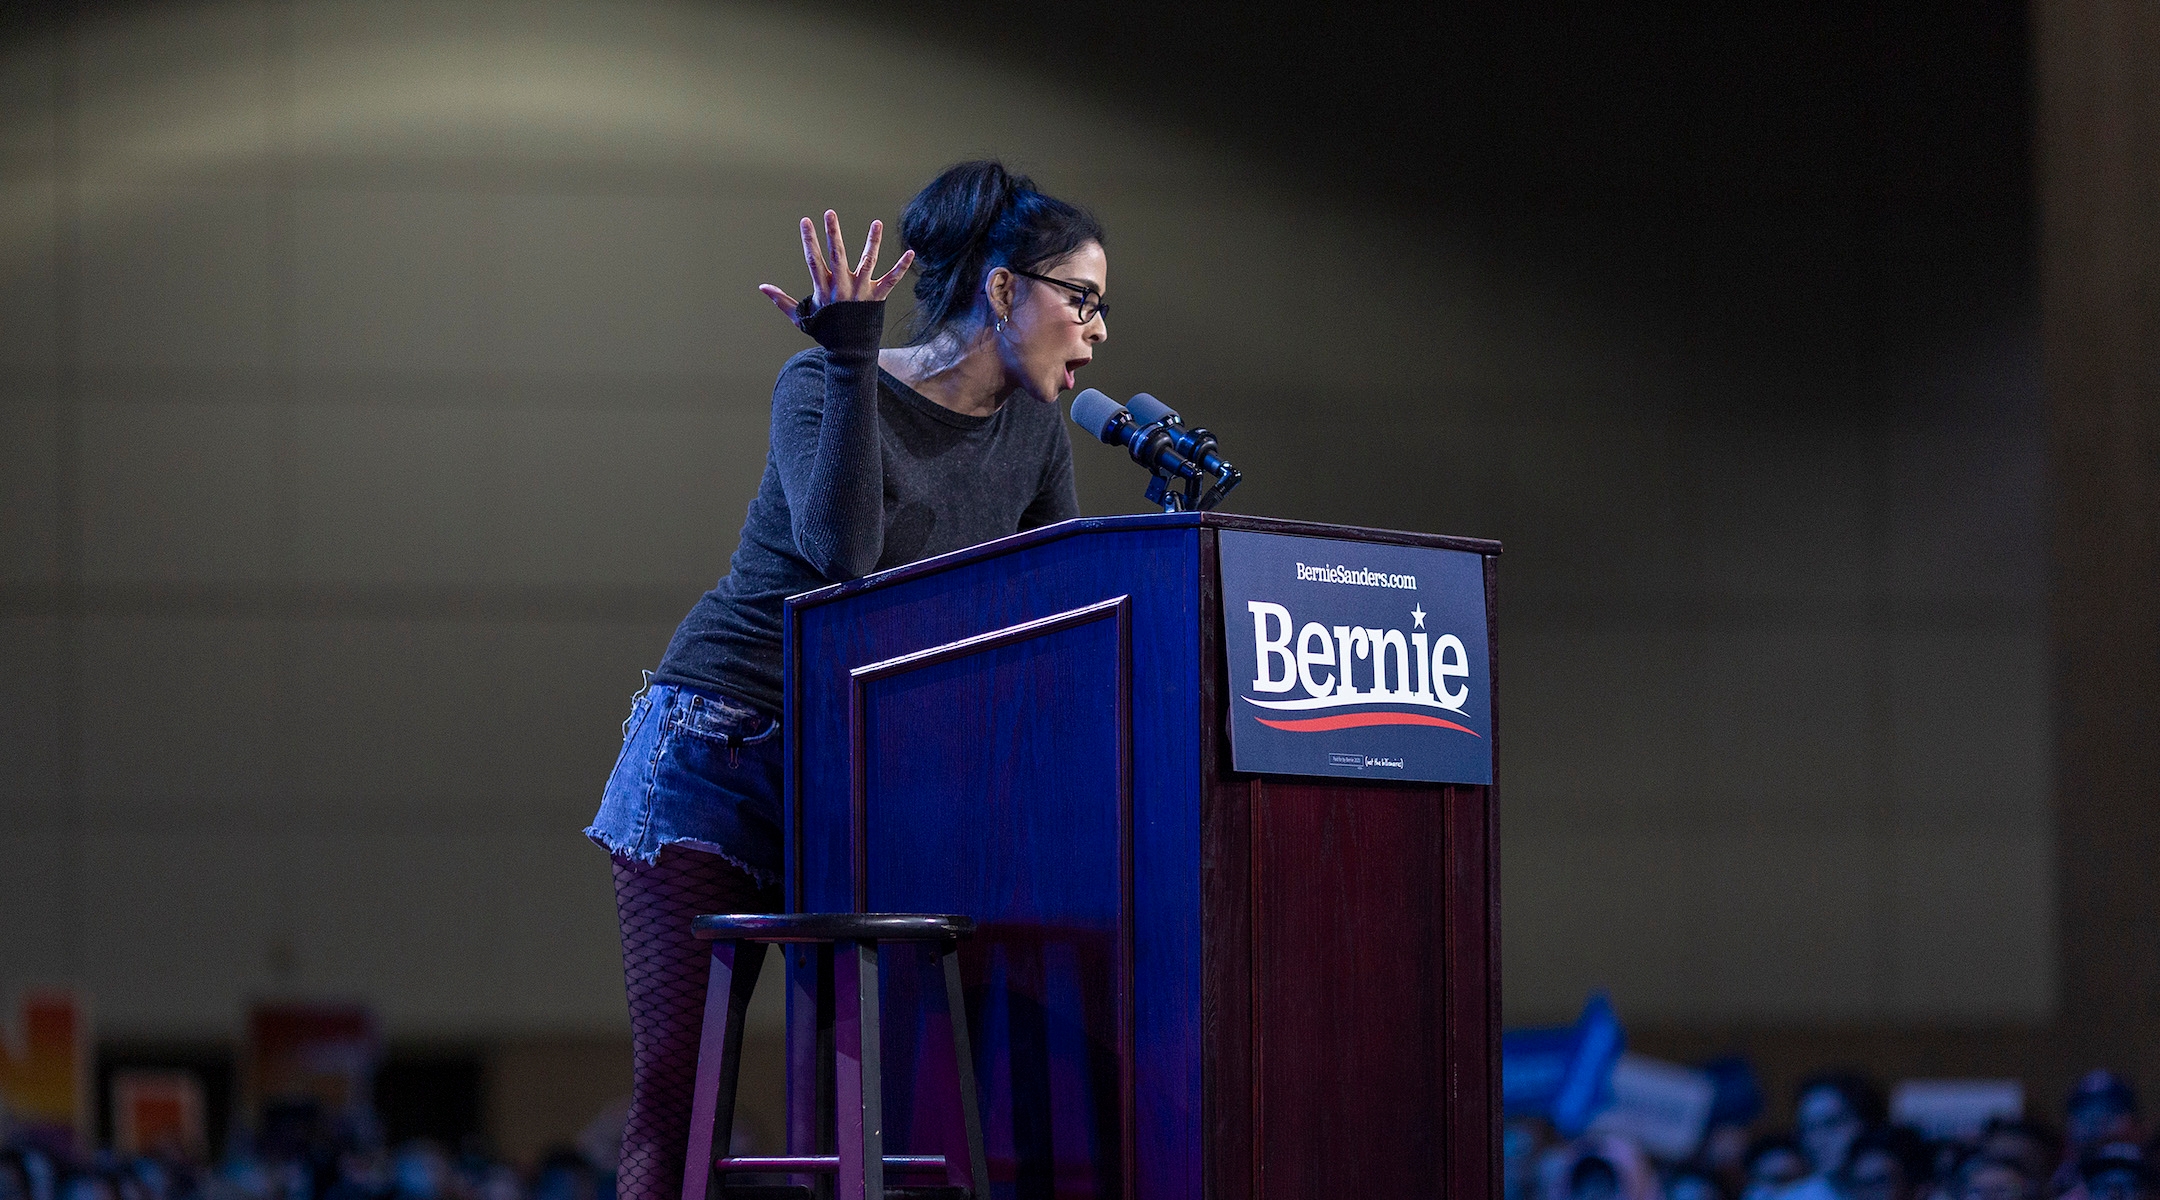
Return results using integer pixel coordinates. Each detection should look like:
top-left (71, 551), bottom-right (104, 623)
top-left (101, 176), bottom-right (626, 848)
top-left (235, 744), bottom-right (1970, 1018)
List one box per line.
top-left (769, 302), bottom-right (887, 578)
top-left (758, 212), bottom-right (913, 579)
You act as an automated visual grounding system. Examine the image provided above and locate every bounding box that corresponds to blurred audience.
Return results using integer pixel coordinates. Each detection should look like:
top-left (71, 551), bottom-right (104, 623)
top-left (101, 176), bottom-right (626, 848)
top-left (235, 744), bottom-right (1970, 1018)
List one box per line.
top-left (17, 1058), bottom-right (2160, 1200)
top-left (1846, 1125), bottom-right (1932, 1200)
top-left (1743, 1134), bottom-right (1812, 1200)
top-left (1668, 1167), bottom-right (1725, 1200)
top-left (2068, 1076), bottom-right (2143, 1158)
top-left (2077, 1143), bottom-right (2154, 1200)
top-left (1505, 1065), bottom-right (2160, 1200)
top-left (0, 1153), bottom-right (34, 1200)
top-left (1574, 1153), bottom-right (1625, 1200)
top-left (1959, 1154), bottom-right (2039, 1200)
top-left (0, 1101), bottom-right (612, 1200)
top-left (1790, 1077), bottom-right (1890, 1200)
top-left (1801, 1078), bottom-right (1886, 1177)
top-left (1982, 1121), bottom-right (2065, 1196)
top-left (2060, 1075), bottom-right (2146, 1197)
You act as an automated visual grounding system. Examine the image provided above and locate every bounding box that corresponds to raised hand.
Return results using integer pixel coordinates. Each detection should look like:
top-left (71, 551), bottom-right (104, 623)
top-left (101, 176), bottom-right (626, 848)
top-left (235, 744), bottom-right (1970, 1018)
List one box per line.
top-left (758, 210), bottom-right (915, 326)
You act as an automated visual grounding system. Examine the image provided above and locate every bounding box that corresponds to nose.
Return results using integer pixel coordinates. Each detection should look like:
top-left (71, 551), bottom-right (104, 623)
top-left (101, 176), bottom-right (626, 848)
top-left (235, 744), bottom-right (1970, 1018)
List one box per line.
top-left (1088, 313), bottom-right (1107, 344)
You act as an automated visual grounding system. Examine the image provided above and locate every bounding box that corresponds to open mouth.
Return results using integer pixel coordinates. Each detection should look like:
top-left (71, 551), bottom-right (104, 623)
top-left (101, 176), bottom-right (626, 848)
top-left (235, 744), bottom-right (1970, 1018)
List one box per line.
top-left (1063, 357), bottom-right (1091, 390)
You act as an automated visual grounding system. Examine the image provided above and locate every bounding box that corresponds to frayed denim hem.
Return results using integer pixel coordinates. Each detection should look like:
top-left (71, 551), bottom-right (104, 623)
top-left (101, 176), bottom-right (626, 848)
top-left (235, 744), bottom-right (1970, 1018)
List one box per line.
top-left (589, 677), bottom-right (786, 890)
top-left (585, 826), bottom-right (781, 890)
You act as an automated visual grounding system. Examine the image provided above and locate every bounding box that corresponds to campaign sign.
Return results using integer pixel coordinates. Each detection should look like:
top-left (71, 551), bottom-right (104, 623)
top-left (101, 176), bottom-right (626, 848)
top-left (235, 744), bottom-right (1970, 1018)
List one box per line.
top-left (1218, 530), bottom-right (1491, 784)
top-left (1502, 993), bottom-right (1624, 1134)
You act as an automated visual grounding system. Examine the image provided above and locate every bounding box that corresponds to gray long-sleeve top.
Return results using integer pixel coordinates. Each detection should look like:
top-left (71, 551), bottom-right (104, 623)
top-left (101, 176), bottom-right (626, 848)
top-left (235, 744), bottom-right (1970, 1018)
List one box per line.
top-left (653, 299), bottom-right (1080, 714)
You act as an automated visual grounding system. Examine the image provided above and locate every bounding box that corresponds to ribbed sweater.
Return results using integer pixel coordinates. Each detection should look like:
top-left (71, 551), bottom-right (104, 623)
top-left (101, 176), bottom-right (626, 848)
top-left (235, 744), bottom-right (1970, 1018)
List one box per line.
top-left (652, 299), bottom-right (1079, 713)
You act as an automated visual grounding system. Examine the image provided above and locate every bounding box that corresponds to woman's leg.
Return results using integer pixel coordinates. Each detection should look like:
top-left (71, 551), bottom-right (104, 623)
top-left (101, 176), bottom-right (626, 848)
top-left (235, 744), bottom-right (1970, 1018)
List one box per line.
top-left (610, 845), bottom-right (776, 1200)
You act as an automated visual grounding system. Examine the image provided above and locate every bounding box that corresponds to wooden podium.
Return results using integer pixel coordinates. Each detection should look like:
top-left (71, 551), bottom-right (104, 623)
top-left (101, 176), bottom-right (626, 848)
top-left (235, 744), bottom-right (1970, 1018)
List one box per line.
top-left (782, 512), bottom-right (1500, 1200)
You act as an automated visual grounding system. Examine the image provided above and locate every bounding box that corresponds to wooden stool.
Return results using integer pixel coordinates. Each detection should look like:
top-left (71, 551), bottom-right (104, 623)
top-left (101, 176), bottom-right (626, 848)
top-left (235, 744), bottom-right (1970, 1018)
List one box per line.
top-left (680, 913), bottom-right (990, 1200)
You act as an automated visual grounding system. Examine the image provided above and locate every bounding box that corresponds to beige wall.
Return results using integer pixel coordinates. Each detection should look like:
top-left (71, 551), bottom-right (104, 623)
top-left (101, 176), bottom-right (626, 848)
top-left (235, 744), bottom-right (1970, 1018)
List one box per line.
top-left (2038, 0), bottom-right (2160, 1085)
top-left (0, 0), bottom-right (2047, 1095)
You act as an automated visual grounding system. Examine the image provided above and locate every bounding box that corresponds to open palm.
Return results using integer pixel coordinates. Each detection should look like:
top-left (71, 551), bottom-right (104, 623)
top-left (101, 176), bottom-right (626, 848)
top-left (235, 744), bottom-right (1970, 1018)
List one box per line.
top-left (757, 209), bottom-right (914, 326)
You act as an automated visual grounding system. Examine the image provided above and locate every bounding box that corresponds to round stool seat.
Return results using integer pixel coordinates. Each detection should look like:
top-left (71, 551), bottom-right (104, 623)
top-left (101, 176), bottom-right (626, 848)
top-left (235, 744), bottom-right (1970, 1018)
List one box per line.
top-left (691, 912), bottom-right (974, 943)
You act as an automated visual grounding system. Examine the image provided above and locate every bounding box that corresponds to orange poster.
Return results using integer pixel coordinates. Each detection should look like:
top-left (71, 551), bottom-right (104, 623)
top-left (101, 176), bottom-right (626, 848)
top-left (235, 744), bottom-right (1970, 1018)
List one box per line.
top-left (113, 1070), bottom-right (208, 1159)
top-left (243, 1003), bottom-right (380, 1121)
top-left (0, 990), bottom-right (91, 1152)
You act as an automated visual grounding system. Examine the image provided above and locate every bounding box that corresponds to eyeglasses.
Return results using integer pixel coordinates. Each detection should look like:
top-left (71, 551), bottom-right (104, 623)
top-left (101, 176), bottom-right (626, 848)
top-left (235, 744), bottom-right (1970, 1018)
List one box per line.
top-left (1012, 269), bottom-right (1109, 323)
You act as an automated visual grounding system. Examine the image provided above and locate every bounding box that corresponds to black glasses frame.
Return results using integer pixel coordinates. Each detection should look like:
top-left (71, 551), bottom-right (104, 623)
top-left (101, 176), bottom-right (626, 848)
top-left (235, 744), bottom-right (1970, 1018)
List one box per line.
top-left (1012, 269), bottom-right (1108, 323)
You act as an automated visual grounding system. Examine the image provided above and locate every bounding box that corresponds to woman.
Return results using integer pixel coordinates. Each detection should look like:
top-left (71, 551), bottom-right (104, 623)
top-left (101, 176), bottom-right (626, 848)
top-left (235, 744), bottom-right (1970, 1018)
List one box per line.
top-left (584, 160), bottom-right (1108, 1200)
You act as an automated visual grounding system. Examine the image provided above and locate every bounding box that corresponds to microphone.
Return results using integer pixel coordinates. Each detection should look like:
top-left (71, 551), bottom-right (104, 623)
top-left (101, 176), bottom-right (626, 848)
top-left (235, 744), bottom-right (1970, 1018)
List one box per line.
top-left (1127, 393), bottom-right (1236, 480)
top-left (1070, 388), bottom-right (1243, 512)
top-left (1069, 387), bottom-right (1129, 441)
top-left (1070, 389), bottom-right (1200, 481)
top-left (1122, 391), bottom-right (1179, 426)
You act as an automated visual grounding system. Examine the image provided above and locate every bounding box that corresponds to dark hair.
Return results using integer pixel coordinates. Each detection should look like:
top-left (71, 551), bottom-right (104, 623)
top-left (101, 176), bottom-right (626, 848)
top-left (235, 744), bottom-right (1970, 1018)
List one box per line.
top-left (1745, 1135), bottom-right (1806, 1174)
top-left (1980, 1118), bottom-right (2064, 1164)
top-left (1570, 1156), bottom-right (1620, 1195)
top-left (2068, 1069), bottom-right (2140, 1117)
top-left (1798, 1072), bottom-right (1888, 1127)
top-left (899, 160), bottom-right (1105, 341)
top-left (1846, 1126), bottom-right (1933, 1186)
top-left (1957, 1153), bottom-right (2037, 1198)
top-left (1664, 1168), bottom-right (1727, 1200)
top-left (1665, 1168), bottom-right (1728, 1200)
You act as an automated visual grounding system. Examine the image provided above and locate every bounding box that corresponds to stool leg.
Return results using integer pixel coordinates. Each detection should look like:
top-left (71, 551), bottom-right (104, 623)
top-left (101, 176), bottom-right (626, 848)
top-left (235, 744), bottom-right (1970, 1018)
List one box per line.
top-left (833, 939), bottom-right (882, 1200)
top-left (816, 943), bottom-right (837, 1200)
top-left (940, 942), bottom-right (991, 1200)
top-left (785, 944), bottom-right (835, 1197)
top-left (681, 939), bottom-right (766, 1200)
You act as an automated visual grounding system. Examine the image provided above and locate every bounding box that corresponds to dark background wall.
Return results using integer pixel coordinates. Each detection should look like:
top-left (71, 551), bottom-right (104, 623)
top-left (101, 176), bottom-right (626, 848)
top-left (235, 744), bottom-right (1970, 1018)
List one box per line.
top-left (0, 0), bottom-right (2053, 1153)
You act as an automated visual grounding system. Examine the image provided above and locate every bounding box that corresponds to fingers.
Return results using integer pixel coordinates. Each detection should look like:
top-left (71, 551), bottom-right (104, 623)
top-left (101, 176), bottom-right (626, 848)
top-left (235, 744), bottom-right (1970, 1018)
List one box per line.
top-left (823, 211), bottom-right (848, 295)
top-left (796, 210), bottom-right (902, 305)
top-left (797, 218), bottom-right (830, 295)
top-left (869, 248), bottom-right (915, 300)
top-left (757, 284), bottom-right (800, 323)
top-left (856, 219), bottom-right (883, 278)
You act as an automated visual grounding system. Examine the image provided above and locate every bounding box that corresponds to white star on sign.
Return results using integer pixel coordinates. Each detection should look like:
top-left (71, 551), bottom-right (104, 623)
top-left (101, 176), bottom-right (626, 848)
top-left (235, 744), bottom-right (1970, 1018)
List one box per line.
top-left (1411, 604), bottom-right (1426, 628)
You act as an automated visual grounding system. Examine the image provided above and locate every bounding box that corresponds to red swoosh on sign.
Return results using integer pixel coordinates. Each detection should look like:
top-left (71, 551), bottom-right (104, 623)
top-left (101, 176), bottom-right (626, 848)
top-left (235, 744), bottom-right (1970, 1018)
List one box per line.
top-left (1253, 711), bottom-right (1483, 737)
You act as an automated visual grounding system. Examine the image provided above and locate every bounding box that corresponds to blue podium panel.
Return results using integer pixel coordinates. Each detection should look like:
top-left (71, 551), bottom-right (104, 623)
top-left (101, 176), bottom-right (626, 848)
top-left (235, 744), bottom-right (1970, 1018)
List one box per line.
top-left (787, 517), bottom-right (1206, 1200)
top-left (857, 604), bottom-right (1130, 1192)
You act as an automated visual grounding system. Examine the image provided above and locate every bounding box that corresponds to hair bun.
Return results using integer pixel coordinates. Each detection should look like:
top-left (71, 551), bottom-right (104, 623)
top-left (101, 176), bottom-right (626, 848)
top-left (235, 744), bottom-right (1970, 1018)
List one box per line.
top-left (897, 159), bottom-right (1104, 342)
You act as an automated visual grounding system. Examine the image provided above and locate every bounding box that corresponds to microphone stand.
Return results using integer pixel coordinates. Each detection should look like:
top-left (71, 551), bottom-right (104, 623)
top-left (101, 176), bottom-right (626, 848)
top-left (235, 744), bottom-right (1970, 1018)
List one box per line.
top-left (1075, 391), bottom-right (1244, 513)
top-left (1146, 472), bottom-right (1188, 512)
top-left (1138, 426), bottom-right (1241, 513)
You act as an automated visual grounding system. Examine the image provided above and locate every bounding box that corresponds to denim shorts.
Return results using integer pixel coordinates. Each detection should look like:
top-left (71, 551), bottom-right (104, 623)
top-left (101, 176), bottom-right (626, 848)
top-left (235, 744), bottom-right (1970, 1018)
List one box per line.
top-left (584, 676), bottom-right (784, 885)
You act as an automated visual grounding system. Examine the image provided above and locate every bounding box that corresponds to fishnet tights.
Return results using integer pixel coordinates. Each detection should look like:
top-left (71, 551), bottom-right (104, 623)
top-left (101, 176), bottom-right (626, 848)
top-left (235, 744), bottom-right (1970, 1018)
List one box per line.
top-left (612, 846), bottom-right (775, 1200)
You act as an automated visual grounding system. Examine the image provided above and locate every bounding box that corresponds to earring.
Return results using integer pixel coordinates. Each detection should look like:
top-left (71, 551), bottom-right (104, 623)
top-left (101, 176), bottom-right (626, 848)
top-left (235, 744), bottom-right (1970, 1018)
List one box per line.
top-left (994, 314), bottom-right (1008, 333)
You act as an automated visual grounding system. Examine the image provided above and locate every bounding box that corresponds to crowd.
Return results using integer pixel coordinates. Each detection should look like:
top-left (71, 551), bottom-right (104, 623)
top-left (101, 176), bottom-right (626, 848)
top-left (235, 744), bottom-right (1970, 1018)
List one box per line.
top-left (0, 1105), bottom-right (611, 1200)
top-left (1511, 1070), bottom-right (2156, 1200)
top-left (6, 1063), bottom-right (2153, 1200)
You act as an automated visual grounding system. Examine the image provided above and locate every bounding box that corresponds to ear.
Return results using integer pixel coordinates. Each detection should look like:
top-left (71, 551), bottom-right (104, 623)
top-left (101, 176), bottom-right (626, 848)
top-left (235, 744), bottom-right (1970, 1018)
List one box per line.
top-left (983, 265), bottom-right (1016, 322)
